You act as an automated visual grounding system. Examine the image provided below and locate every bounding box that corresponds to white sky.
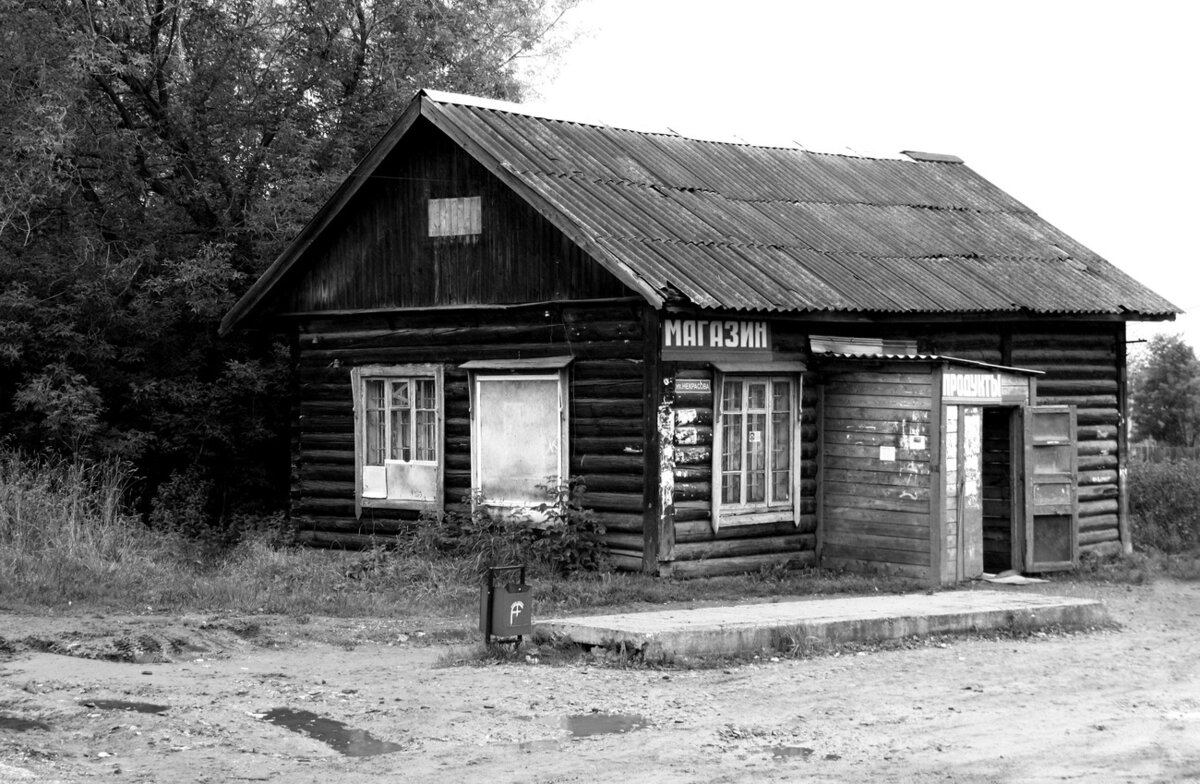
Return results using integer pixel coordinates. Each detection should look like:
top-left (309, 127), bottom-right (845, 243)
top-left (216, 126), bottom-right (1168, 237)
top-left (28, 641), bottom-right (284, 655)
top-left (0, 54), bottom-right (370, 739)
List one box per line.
top-left (529, 0), bottom-right (1200, 351)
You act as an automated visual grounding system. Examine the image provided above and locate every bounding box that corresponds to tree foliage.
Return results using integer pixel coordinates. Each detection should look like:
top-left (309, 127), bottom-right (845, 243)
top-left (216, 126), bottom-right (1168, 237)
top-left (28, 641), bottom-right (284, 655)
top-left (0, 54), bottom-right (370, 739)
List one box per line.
top-left (1130, 334), bottom-right (1200, 447)
top-left (0, 0), bottom-right (577, 522)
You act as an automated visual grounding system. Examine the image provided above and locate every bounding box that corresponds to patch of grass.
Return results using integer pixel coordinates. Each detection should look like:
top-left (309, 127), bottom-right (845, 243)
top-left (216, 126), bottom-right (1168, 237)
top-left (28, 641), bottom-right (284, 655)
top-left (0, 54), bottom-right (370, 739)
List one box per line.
top-left (1129, 459), bottom-right (1200, 554)
top-left (1075, 549), bottom-right (1200, 584)
top-left (0, 452), bottom-right (929, 619)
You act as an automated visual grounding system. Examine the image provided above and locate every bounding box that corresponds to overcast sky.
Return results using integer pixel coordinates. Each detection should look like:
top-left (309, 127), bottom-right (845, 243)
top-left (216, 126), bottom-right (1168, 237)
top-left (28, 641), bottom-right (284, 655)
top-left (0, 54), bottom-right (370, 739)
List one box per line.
top-left (529, 0), bottom-right (1199, 351)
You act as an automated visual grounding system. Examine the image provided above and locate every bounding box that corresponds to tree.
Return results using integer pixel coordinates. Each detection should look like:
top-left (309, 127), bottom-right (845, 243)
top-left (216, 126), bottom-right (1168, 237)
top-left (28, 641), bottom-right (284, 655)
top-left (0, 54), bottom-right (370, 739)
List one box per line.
top-left (0, 0), bottom-right (578, 523)
top-left (1130, 334), bottom-right (1200, 447)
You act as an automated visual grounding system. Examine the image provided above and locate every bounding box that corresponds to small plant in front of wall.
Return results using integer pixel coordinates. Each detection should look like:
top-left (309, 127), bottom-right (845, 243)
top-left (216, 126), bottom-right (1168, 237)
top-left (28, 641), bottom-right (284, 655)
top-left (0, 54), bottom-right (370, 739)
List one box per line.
top-left (521, 479), bottom-right (609, 577)
top-left (419, 481), bottom-right (607, 578)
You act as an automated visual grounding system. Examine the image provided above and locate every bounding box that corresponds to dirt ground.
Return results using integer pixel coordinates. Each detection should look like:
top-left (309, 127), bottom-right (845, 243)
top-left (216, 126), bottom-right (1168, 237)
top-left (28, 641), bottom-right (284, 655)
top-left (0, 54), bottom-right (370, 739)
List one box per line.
top-left (1, 578), bottom-right (1199, 783)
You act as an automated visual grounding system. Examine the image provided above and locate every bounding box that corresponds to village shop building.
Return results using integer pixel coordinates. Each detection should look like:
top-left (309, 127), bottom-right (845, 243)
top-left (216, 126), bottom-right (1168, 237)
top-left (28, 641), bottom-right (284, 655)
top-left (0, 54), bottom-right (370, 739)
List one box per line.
top-left (222, 90), bottom-right (1177, 582)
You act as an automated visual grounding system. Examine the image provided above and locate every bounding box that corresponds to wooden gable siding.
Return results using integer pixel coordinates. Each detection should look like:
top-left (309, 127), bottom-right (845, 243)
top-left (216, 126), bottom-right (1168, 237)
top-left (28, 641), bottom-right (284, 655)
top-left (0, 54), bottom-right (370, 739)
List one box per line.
top-left (279, 119), bottom-right (630, 314)
top-left (818, 361), bottom-right (935, 580)
top-left (923, 323), bottom-right (1125, 555)
top-left (653, 323), bottom-right (818, 578)
top-left (287, 301), bottom-right (649, 553)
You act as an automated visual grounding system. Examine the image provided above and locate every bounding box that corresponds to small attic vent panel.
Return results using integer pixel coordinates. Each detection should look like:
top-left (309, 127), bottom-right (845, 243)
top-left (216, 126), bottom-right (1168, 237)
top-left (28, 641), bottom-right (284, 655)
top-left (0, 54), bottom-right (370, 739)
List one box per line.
top-left (901, 150), bottom-right (965, 164)
top-left (429, 196), bottom-right (481, 237)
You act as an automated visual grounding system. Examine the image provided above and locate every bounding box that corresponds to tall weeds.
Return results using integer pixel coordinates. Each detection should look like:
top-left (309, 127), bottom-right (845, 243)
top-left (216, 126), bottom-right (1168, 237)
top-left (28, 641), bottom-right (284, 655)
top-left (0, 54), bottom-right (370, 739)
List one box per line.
top-left (0, 452), bottom-right (137, 563)
top-left (0, 452), bottom-right (175, 606)
top-left (0, 452), bottom-right (940, 617)
top-left (1129, 459), bottom-right (1200, 554)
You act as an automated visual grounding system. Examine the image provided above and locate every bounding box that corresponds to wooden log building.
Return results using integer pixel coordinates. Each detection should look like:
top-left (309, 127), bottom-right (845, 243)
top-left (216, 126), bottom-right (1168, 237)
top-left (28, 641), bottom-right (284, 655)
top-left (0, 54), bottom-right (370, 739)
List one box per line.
top-left (221, 89), bottom-right (1177, 582)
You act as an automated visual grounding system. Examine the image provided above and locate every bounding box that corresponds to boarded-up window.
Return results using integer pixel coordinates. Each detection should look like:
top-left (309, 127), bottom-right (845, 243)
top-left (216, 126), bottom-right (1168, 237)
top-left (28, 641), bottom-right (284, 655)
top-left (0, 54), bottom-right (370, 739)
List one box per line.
top-left (471, 372), bottom-right (567, 509)
top-left (428, 196), bottom-right (481, 237)
top-left (352, 365), bottom-right (444, 512)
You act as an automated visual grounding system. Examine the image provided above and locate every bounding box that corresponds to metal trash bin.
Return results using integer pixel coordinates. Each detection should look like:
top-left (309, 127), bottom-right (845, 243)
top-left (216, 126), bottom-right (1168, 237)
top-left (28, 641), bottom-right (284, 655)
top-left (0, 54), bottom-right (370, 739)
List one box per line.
top-left (479, 565), bottom-right (532, 643)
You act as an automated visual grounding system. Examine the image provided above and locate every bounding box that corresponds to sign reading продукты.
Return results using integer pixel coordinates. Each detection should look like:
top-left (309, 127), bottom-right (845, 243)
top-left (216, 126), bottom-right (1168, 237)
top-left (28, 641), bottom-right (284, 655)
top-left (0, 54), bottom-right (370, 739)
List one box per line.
top-left (662, 319), bottom-right (771, 360)
top-left (941, 371), bottom-right (1004, 403)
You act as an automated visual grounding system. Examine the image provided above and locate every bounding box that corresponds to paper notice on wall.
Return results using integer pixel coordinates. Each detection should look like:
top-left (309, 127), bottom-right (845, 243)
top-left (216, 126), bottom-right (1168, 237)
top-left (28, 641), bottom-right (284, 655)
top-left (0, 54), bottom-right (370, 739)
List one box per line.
top-left (879, 445), bottom-right (896, 462)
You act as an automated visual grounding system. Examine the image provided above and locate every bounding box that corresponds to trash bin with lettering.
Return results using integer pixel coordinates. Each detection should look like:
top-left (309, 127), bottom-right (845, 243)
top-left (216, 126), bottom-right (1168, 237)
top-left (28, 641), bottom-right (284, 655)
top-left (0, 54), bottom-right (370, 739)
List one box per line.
top-left (479, 565), bottom-right (532, 643)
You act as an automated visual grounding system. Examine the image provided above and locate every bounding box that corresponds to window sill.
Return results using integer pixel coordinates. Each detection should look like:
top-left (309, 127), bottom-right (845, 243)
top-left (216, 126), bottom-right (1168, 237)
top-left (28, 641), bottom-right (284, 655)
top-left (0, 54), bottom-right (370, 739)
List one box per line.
top-left (716, 507), bottom-right (794, 527)
top-left (360, 498), bottom-right (442, 512)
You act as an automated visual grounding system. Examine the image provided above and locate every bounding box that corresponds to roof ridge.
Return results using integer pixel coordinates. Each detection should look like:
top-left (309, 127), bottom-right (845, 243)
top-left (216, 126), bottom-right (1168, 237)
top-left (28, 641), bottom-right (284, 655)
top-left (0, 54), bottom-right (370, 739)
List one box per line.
top-left (422, 89), bottom-right (929, 162)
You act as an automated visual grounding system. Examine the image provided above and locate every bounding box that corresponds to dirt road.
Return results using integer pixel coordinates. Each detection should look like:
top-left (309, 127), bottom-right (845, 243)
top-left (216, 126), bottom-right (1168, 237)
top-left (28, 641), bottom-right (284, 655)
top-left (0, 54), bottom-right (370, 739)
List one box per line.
top-left (2, 579), bottom-right (1198, 783)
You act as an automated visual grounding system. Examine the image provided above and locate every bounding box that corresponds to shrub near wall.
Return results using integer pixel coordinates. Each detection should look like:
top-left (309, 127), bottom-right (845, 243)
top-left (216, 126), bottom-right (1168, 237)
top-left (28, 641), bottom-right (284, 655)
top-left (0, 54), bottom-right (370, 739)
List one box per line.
top-left (1128, 460), bottom-right (1200, 553)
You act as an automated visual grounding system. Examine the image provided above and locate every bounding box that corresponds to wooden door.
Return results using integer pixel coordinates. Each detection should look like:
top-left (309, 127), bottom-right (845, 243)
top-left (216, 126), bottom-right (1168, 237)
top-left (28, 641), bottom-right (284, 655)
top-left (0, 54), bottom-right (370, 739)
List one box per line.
top-left (1022, 405), bottom-right (1078, 571)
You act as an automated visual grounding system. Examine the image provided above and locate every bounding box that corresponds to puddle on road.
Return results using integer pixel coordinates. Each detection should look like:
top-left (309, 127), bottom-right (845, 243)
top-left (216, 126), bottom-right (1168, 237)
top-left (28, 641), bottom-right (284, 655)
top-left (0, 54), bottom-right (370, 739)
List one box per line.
top-left (768, 745), bottom-right (815, 760)
top-left (261, 708), bottom-right (405, 757)
top-left (81, 699), bottom-right (169, 714)
top-left (0, 716), bottom-right (51, 732)
top-left (563, 713), bottom-right (647, 738)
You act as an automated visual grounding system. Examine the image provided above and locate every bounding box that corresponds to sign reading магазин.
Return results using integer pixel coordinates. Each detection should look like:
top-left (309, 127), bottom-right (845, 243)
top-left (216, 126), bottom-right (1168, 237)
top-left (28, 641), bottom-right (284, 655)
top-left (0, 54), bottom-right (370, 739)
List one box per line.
top-left (662, 319), bottom-right (771, 359)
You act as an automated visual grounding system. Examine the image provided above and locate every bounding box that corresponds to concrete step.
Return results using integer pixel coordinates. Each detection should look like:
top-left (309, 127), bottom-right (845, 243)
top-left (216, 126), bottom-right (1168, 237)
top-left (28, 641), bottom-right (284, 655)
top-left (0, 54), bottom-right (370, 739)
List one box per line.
top-left (536, 590), bottom-right (1108, 661)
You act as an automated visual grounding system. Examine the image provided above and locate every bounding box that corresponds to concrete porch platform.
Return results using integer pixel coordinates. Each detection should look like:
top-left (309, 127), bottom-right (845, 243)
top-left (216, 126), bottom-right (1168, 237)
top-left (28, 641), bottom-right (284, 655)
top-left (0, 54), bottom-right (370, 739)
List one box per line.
top-left (536, 590), bottom-right (1108, 660)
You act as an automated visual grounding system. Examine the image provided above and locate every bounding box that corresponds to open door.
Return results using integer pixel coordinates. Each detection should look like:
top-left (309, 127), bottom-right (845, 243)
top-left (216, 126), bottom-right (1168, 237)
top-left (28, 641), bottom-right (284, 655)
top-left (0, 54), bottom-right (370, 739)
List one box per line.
top-left (1022, 405), bottom-right (1078, 571)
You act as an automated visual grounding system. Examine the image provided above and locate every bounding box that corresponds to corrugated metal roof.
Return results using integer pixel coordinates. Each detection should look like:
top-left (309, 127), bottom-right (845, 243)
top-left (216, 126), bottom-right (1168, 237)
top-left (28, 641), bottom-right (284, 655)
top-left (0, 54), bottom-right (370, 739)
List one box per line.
top-left (422, 93), bottom-right (1175, 316)
top-left (221, 89), bottom-right (1178, 333)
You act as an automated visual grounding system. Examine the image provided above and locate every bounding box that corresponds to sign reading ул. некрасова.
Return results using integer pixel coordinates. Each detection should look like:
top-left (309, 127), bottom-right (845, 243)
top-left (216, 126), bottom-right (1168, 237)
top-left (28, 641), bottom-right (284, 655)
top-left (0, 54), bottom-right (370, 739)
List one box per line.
top-left (662, 319), bottom-right (771, 360)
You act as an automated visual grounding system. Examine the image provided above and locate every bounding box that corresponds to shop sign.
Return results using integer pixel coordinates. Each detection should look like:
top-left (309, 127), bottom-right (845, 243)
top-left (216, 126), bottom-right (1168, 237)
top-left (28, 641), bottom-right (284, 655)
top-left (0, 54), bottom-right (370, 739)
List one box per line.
top-left (942, 371), bottom-right (1003, 403)
top-left (663, 319), bottom-right (771, 360)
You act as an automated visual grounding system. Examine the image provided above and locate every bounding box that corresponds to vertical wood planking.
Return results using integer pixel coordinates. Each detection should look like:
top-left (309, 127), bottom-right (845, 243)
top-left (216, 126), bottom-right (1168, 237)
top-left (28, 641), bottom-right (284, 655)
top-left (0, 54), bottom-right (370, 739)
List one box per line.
top-left (820, 361), bottom-right (934, 580)
top-left (281, 120), bottom-right (629, 315)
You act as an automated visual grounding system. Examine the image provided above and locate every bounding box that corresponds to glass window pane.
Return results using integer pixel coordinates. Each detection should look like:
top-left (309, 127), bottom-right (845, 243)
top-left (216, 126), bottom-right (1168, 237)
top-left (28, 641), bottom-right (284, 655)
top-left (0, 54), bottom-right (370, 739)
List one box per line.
top-left (415, 410), bottom-right (436, 461)
top-left (416, 379), bottom-right (436, 410)
top-left (746, 412), bottom-right (766, 503)
top-left (748, 382), bottom-right (767, 410)
top-left (391, 380), bottom-right (409, 408)
top-left (722, 380), bottom-right (742, 412)
top-left (391, 407), bottom-right (411, 461)
top-left (772, 411), bottom-right (791, 503)
top-left (722, 412), bottom-right (743, 504)
top-left (772, 380), bottom-right (790, 413)
top-left (364, 380), bottom-right (385, 465)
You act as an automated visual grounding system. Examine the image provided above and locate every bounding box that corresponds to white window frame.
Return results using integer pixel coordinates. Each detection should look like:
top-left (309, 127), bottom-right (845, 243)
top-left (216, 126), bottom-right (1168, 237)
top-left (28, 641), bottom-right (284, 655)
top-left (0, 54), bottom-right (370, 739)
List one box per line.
top-left (466, 362), bottom-right (570, 513)
top-left (351, 364), bottom-right (444, 515)
top-left (711, 371), bottom-right (802, 531)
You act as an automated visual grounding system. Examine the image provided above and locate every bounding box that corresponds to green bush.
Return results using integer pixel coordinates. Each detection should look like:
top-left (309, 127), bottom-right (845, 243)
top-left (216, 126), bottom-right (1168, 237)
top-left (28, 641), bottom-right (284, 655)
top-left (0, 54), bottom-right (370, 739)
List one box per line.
top-left (1128, 459), bottom-right (1200, 553)
top-left (415, 481), bottom-right (608, 578)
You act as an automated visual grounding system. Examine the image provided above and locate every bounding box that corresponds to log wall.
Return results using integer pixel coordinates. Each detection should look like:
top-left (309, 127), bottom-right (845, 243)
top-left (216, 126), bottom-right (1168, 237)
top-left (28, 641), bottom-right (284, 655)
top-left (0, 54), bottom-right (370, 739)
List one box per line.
top-left (650, 324), bottom-right (818, 578)
top-left (288, 300), bottom-right (649, 559)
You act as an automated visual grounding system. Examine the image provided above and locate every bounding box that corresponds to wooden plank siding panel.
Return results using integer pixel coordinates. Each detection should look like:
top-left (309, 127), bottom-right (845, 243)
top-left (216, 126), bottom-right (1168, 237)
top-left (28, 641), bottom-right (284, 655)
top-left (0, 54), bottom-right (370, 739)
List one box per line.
top-left (819, 362), bottom-right (935, 580)
top-left (289, 302), bottom-right (649, 551)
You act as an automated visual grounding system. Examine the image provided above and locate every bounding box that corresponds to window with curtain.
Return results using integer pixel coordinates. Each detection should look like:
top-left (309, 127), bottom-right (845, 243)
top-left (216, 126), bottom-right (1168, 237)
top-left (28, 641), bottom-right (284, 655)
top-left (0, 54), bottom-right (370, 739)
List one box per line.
top-left (352, 365), bottom-right (443, 510)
